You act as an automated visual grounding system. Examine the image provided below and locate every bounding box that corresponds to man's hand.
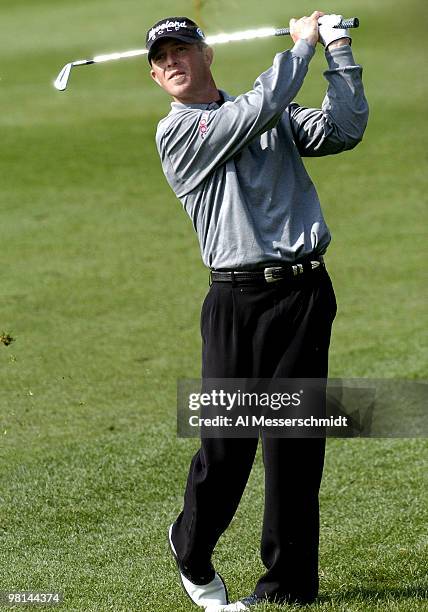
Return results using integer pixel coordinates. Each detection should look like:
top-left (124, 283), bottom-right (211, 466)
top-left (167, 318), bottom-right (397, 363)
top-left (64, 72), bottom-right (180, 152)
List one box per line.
top-left (318, 14), bottom-right (351, 49)
top-left (289, 11), bottom-right (325, 47)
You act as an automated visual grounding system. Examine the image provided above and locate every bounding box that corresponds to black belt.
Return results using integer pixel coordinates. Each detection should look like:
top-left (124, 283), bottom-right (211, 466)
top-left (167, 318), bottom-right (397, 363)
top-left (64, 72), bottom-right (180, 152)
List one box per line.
top-left (210, 258), bottom-right (325, 284)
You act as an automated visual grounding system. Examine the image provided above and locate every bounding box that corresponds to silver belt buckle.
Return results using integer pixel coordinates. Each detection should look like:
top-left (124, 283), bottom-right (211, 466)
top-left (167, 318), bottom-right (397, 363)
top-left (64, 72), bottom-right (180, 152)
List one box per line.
top-left (264, 266), bottom-right (284, 283)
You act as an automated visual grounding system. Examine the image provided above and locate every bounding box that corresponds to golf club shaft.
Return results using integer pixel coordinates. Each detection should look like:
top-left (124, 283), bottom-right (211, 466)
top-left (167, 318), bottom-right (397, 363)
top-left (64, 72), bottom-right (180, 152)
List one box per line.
top-left (54, 17), bottom-right (359, 91)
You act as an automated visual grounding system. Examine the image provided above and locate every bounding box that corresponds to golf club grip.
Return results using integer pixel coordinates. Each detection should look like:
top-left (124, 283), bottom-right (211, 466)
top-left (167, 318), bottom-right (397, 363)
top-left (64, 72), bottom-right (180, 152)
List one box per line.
top-left (275, 17), bottom-right (359, 37)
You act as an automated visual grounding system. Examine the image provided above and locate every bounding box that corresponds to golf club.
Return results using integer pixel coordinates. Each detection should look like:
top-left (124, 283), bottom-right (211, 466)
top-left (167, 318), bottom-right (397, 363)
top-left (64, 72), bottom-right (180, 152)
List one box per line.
top-left (53, 17), bottom-right (359, 92)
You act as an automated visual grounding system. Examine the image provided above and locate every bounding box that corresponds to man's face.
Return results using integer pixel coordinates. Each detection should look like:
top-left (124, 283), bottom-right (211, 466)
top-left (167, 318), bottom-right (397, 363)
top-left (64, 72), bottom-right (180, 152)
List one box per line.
top-left (150, 39), bottom-right (213, 103)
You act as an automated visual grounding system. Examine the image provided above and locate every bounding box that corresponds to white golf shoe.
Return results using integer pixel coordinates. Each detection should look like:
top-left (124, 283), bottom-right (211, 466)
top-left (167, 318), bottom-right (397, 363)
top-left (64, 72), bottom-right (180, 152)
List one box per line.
top-left (210, 594), bottom-right (265, 610)
top-left (208, 602), bottom-right (249, 611)
top-left (168, 524), bottom-right (229, 608)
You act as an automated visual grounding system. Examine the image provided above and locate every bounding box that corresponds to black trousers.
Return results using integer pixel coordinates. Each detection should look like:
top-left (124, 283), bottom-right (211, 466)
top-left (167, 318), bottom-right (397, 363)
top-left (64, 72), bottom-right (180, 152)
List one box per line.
top-left (172, 267), bottom-right (337, 604)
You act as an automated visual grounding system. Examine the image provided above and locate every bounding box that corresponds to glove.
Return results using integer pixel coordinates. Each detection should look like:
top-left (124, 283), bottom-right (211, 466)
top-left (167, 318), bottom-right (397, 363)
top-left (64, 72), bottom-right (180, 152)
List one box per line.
top-left (318, 14), bottom-right (351, 48)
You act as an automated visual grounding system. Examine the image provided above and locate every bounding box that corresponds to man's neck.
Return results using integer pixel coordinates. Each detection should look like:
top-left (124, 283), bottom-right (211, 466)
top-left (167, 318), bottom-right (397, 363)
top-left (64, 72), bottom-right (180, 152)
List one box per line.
top-left (173, 83), bottom-right (220, 105)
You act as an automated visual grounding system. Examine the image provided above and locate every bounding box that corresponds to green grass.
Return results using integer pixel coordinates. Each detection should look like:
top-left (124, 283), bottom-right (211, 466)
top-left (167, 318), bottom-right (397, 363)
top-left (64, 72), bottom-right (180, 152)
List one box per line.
top-left (0, 0), bottom-right (427, 610)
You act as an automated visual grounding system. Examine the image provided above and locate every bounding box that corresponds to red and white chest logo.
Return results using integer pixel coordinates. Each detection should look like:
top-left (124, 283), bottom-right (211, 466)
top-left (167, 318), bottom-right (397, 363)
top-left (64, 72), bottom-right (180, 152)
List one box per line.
top-left (199, 112), bottom-right (209, 139)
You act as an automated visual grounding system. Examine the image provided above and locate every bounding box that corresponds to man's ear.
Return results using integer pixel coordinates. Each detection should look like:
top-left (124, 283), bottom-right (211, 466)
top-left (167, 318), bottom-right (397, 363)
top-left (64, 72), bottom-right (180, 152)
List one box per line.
top-left (204, 46), bottom-right (214, 67)
top-left (150, 69), bottom-right (161, 87)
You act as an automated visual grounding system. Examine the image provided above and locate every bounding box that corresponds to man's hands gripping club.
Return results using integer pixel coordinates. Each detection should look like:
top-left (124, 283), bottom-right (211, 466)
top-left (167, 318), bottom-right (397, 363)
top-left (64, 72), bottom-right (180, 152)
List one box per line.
top-left (290, 11), bottom-right (351, 49)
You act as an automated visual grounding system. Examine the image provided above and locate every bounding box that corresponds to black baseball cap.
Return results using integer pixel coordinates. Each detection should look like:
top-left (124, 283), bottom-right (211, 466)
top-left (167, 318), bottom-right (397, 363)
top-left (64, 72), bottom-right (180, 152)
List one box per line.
top-left (146, 17), bottom-right (205, 64)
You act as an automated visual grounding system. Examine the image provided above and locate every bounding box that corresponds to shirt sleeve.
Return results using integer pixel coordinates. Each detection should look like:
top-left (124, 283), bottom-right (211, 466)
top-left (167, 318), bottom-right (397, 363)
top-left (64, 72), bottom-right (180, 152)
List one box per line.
top-left (156, 40), bottom-right (315, 197)
top-left (286, 44), bottom-right (369, 157)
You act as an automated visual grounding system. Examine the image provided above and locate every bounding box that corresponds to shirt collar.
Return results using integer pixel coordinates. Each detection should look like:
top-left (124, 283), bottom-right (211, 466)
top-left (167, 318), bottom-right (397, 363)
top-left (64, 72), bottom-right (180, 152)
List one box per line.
top-left (170, 89), bottom-right (233, 112)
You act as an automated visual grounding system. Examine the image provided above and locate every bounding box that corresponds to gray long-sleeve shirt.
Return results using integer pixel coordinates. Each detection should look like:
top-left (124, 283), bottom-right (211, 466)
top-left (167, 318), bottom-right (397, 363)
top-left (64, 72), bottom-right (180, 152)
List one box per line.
top-left (155, 40), bottom-right (369, 269)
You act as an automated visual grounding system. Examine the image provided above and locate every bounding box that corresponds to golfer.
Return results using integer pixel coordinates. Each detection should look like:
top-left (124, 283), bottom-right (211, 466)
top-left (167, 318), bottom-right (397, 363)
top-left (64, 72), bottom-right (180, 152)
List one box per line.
top-left (147, 11), bottom-right (368, 610)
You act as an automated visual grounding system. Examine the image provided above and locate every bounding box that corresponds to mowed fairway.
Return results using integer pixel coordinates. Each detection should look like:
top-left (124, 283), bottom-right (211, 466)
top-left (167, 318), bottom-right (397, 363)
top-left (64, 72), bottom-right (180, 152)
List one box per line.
top-left (0, 0), bottom-right (427, 610)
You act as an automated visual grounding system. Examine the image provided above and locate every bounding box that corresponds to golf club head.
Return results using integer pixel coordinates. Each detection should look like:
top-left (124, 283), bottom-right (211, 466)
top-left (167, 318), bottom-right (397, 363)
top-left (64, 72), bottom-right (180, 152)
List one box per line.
top-left (54, 63), bottom-right (73, 91)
